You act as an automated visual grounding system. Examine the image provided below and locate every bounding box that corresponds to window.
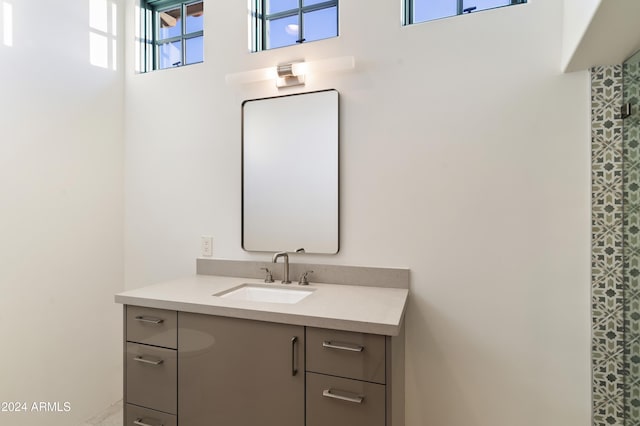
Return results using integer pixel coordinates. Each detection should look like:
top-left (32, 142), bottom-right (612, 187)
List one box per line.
top-left (404, 0), bottom-right (526, 25)
top-left (253, 0), bottom-right (338, 52)
top-left (139, 0), bottom-right (203, 72)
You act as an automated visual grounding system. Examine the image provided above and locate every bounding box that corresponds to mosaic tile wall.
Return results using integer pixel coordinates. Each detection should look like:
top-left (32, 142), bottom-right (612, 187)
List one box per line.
top-left (592, 65), bottom-right (625, 426)
top-left (624, 56), bottom-right (640, 426)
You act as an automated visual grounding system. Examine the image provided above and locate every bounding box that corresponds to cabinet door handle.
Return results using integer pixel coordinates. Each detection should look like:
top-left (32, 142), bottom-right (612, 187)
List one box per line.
top-left (322, 389), bottom-right (364, 404)
top-left (134, 419), bottom-right (163, 426)
top-left (322, 341), bottom-right (364, 352)
top-left (133, 356), bottom-right (163, 366)
top-left (291, 336), bottom-right (298, 376)
top-left (134, 316), bottom-right (164, 324)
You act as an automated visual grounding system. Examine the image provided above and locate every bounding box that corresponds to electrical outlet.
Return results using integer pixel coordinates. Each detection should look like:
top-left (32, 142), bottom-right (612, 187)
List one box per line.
top-left (201, 236), bottom-right (213, 257)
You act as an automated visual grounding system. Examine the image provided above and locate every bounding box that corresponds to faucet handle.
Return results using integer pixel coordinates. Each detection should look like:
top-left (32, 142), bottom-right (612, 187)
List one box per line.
top-left (298, 270), bottom-right (314, 286)
top-left (261, 267), bottom-right (274, 283)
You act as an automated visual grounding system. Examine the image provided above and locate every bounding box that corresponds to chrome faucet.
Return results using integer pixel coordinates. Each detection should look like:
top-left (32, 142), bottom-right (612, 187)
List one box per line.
top-left (272, 251), bottom-right (291, 284)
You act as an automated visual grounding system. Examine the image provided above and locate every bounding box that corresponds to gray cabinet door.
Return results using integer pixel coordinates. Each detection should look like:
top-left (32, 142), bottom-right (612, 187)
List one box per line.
top-left (178, 312), bottom-right (305, 426)
top-left (125, 404), bottom-right (176, 426)
top-left (306, 327), bottom-right (386, 384)
top-left (126, 342), bottom-right (177, 414)
top-left (126, 306), bottom-right (177, 349)
top-left (306, 372), bottom-right (386, 426)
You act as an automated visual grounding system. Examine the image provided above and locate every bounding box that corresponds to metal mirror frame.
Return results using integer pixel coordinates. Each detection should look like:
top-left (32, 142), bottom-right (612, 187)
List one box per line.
top-left (241, 89), bottom-right (340, 254)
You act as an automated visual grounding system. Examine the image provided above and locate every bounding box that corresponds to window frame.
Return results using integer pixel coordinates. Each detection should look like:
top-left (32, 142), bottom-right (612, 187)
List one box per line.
top-left (403, 0), bottom-right (526, 25)
top-left (253, 0), bottom-right (338, 52)
top-left (140, 0), bottom-right (203, 71)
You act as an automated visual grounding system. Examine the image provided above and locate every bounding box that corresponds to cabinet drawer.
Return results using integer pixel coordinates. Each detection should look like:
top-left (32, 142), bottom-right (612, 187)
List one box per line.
top-left (126, 343), bottom-right (177, 414)
top-left (306, 327), bottom-right (386, 384)
top-left (127, 306), bottom-right (177, 349)
top-left (306, 372), bottom-right (385, 426)
top-left (125, 404), bottom-right (177, 426)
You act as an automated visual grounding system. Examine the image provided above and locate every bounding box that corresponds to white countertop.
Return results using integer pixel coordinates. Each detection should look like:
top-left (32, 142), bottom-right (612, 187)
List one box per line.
top-left (115, 275), bottom-right (408, 336)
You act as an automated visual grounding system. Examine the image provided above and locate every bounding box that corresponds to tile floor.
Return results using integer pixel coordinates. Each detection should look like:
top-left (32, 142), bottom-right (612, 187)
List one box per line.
top-left (79, 400), bottom-right (122, 426)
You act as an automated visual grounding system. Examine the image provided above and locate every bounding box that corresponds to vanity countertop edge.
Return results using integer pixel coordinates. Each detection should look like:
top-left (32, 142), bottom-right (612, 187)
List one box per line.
top-left (115, 274), bottom-right (408, 336)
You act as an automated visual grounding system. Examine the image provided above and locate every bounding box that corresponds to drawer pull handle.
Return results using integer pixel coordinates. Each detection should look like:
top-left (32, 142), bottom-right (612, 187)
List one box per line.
top-left (322, 341), bottom-right (364, 352)
top-left (133, 356), bottom-right (164, 366)
top-left (291, 336), bottom-right (298, 376)
top-left (134, 316), bottom-right (164, 324)
top-left (134, 419), bottom-right (163, 426)
top-left (322, 389), bottom-right (364, 404)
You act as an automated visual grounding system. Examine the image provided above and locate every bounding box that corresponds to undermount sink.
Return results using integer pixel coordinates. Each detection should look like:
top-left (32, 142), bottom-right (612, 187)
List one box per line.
top-left (215, 284), bottom-right (314, 304)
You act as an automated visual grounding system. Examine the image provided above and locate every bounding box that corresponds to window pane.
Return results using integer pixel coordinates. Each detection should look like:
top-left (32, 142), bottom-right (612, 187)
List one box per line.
top-left (303, 0), bottom-right (329, 5)
top-left (159, 40), bottom-right (182, 69)
top-left (185, 36), bottom-right (203, 64)
top-left (266, 15), bottom-right (299, 49)
top-left (159, 7), bottom-right (181, 39)
top-left (412, 0), bottom-right (520, 23)
top-left (185, 2), bottom-right (203, 33)
top-left (302, 7), bottom-right (337, 42)
top-left (463, 0), bottom-right (511, 12)
top-left (266, 0), bottom-right (298, 15)
top-left (413, 0), bottom-right (456, 23)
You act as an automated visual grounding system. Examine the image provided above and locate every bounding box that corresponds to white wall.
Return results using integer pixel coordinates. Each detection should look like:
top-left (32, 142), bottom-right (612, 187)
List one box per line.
top-left (0, 1), bottom-right (124, 425)
top-left (562, 0), bottom-right (601, 70)
top-left (124, 0), bottom-right (591, 424)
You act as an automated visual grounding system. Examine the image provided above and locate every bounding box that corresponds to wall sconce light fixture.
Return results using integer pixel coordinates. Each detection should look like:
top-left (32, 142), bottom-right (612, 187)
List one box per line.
top-left (276, 61), bottom-right (305, 88)
top-left (226, 56), bottom-right (355, 88)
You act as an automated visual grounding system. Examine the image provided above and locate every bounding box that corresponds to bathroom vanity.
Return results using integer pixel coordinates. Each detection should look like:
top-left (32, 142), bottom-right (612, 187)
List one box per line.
top-left (116, 259), bottom-right (409, 426)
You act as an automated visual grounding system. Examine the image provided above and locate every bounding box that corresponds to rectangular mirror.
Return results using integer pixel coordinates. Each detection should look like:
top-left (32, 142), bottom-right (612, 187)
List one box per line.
top-left (242, 89), bottom-right (339, 254)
